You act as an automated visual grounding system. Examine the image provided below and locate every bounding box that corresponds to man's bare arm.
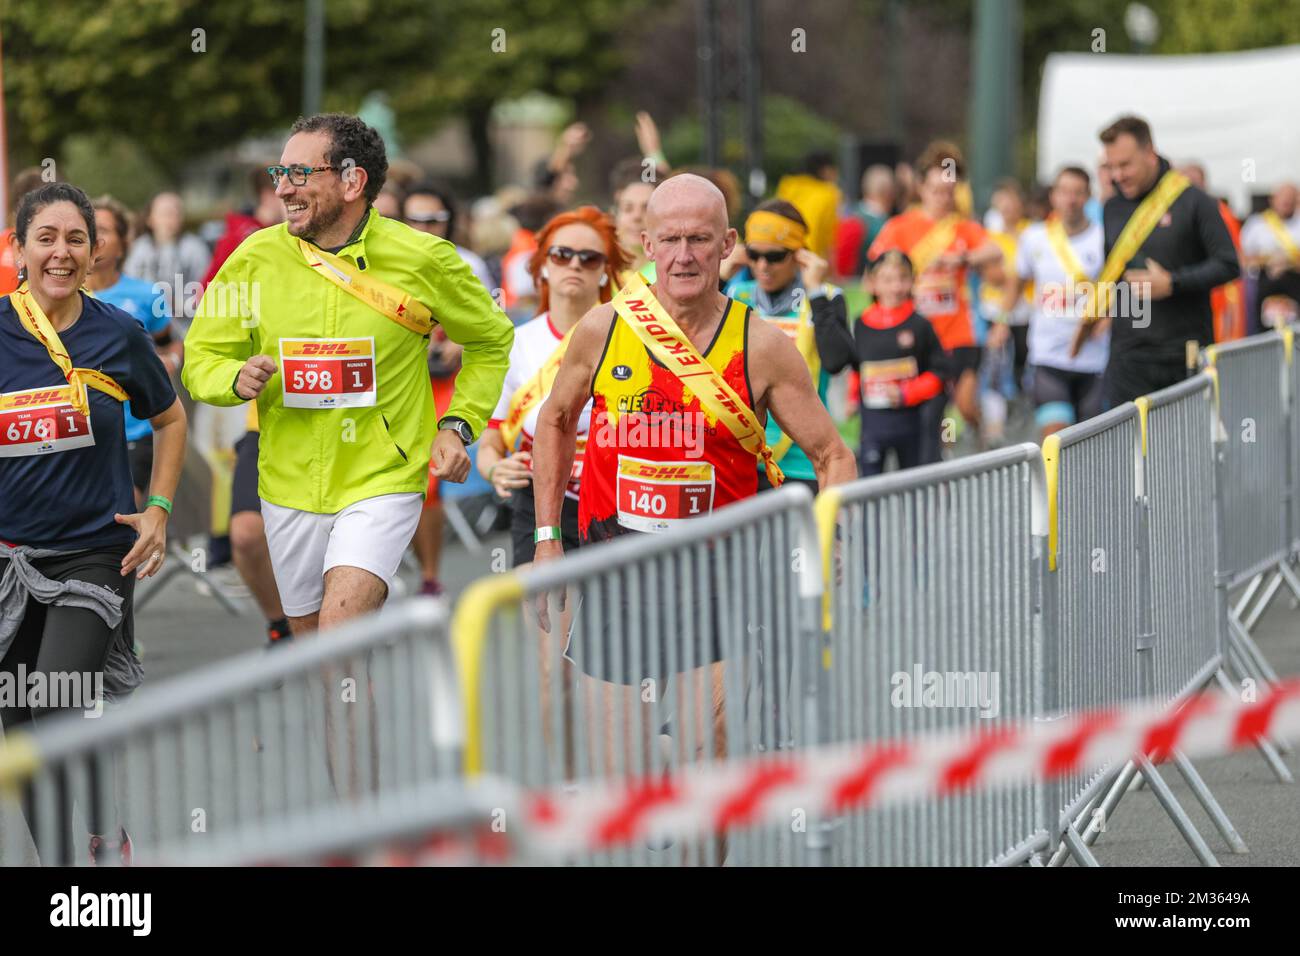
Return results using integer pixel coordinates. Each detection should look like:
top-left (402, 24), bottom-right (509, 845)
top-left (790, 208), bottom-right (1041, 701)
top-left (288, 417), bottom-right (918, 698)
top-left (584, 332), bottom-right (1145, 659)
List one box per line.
top-left (749, 319), bottom-right (857, 489)
top-left (531, 305), bottom-right (615, 531)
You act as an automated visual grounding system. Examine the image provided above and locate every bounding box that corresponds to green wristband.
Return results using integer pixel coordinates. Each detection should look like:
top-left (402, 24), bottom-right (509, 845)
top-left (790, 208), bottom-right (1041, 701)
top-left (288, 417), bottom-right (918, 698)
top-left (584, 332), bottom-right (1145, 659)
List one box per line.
top-left (146, 495), bottom-right (173, 515)
top-left (533, 526), bottom-right (562, 544)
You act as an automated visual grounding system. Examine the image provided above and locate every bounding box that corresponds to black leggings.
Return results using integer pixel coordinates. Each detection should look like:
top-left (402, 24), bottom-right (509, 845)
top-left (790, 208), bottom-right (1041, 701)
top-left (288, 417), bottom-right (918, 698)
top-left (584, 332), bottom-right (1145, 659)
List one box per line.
top-left (0, 546), bottom-right (134, 863)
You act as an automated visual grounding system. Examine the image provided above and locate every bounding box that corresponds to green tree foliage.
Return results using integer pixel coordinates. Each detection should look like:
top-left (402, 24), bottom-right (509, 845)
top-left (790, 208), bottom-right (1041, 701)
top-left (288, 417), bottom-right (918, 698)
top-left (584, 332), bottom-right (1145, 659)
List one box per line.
top-left (1, 0), bottom-right (649, 175)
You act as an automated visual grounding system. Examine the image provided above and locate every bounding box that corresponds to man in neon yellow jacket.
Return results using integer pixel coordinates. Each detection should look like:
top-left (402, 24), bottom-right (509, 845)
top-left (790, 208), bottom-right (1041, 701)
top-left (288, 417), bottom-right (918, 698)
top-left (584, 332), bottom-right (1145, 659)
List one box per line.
top-left (183, 113), bottom-right (512, 634)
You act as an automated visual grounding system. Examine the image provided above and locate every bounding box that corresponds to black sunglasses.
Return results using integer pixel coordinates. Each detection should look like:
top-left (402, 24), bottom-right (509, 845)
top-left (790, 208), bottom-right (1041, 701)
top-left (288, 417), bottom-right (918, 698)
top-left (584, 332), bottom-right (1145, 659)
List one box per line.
top-left (746, 246), bottom-right (793, 265)
top-left (547, 246), bottom-right (607, 270)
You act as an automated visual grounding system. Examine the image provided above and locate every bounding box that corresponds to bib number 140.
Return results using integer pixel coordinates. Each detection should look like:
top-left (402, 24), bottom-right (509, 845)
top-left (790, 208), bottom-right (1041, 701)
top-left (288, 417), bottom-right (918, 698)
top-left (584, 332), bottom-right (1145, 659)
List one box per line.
top-left (626, 489), bottom-right (704, 516)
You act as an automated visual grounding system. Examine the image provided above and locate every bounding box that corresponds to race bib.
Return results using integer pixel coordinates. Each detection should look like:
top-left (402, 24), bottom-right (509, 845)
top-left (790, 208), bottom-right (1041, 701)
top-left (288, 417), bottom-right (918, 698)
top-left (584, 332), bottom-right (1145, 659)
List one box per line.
top-left (279, 338), bottom-right (377, 409)
top-left (1039, 285), bottom-right (1087, 323)
top-left (768, 317), bottom-right (802, 341)
top-left (615, 455), bottom-right (715, 533)
top-left (914, 272), bottom-right (957, 317)
top-left (569, 435), bottom-right (587, 493)
top-left (859, 358), bottom-right (917, 409)
top-left (0, 385), bottom-right (94, 458)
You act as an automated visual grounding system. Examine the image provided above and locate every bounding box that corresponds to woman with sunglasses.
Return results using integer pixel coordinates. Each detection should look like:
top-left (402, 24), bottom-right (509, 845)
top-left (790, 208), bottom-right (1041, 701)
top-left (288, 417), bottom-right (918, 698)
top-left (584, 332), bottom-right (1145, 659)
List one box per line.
top-left (724, 199), bottom-right (845, 494)
top-left (478, 206), bottom-right (626, 566)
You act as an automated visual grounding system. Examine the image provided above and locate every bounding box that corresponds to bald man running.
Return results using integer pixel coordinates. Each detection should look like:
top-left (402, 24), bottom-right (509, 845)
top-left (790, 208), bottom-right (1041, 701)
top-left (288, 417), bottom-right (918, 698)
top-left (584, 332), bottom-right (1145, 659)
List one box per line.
top-left (530, 175), bottom-right (854, 800)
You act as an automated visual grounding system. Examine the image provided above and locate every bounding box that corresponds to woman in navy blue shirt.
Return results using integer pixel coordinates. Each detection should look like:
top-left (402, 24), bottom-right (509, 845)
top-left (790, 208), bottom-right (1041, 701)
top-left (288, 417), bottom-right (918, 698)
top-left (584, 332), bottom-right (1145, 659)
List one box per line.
top-left (0, 183), bottom-right (187, 864)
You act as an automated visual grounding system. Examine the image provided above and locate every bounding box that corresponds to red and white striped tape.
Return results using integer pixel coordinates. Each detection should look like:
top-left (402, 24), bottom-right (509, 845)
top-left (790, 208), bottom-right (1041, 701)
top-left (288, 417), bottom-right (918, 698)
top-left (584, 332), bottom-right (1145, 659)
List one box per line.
top-left (522, 679), bottom-right (1300, 857)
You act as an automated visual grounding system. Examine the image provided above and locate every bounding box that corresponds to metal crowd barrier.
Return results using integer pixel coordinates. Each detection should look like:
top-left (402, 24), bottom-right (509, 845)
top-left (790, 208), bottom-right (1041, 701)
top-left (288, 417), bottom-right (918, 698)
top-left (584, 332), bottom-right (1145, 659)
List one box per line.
top-left (1205, 334), bottom-right (1293, 670)
top-left (1040, 405), bottom-right (1146, 864)
top-left (452, 483), bottom-right (825, 866)
top-left (0, 598), bottom-right (458, 866)
top-left (164, 778), bottom-right (522, 866)
top-left (813, 444), bottom-right (1051, 865)
top-left (1290, 328), bottom-right (1300, 561)
top-left (1138, 376), bottom-right (1222, 705)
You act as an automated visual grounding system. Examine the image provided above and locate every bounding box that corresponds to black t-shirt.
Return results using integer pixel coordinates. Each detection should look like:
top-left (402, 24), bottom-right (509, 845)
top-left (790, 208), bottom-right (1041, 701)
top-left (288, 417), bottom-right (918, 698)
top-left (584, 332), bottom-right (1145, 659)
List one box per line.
top-left (0, 293), bottom-right (176, 549)
top-left (813, 298), bottom-right (943, 415)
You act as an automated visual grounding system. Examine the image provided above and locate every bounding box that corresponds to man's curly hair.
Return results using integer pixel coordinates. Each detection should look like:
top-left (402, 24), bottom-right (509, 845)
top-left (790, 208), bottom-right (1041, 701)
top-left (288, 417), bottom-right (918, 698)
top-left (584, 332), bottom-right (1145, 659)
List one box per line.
top-left (290, 113), bottom-right (388, 205)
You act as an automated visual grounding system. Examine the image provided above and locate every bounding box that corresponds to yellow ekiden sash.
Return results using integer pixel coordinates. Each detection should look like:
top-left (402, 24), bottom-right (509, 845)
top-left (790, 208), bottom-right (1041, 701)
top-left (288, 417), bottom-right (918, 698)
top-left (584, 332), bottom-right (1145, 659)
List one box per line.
top-left (299, 239), bottom-right (434, 336)
top-left (1263, 210), bottom-right (1300, 266)
top-left (1045, 217), bottom-right (1093, 287)
top-left (8, 284), bottom-right (127, 417)
top-left (1083, 170), bottom-right (1190, 324)
top-left (612, 275), bottom-right (784, 487)
top-left (908, 215), bottom-right (962, 274)
top-left (500, 325), bottom-right (575, 450)
top-left (769, 289), bottom-right (826, 463)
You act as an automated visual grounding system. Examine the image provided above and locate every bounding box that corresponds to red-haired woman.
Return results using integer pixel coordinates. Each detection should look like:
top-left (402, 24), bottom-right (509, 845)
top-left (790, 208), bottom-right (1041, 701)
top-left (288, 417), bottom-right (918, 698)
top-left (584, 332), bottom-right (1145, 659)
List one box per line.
top-left (477, 206), bottom-right (626, 566)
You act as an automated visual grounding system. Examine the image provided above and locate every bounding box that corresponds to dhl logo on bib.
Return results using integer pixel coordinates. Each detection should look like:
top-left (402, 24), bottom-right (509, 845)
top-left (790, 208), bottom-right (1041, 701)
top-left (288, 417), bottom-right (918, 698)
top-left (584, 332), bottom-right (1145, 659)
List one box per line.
top-left (0, 385), bottom-right (76, 411)
top-left (617, 459), bottom-right (714, 483)
top-left (280, 340), bottom-right (374, 358)
top-left (859, 357), bottom-right (919, 382)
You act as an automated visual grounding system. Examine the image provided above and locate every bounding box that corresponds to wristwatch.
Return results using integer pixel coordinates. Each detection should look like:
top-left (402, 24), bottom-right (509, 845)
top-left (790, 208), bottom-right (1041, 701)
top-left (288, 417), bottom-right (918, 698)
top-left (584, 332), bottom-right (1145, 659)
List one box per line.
top-left (439, 416), bottom-right (474, 446)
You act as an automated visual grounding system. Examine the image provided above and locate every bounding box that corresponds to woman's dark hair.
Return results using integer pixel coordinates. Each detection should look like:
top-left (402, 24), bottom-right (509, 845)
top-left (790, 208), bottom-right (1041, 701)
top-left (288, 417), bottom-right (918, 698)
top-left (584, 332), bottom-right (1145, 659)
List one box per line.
top-left (92, 195), bottom-right (133, 248)
top-left (15, 182), bottom-right (97, 246)
top-left (405, 181), bottom-right (458, 240)
top-left (289, 112), bottom-right (389, 205)
top-left (752, 198), bottom-right (808, 231)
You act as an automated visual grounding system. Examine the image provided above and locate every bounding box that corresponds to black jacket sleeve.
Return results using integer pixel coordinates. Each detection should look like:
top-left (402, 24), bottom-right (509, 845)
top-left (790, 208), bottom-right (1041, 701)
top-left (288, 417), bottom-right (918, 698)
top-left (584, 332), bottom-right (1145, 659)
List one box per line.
top-left (810, 292), bottom-right (856, 374)
top-left (1171, 192), bottom-right (1241, 294)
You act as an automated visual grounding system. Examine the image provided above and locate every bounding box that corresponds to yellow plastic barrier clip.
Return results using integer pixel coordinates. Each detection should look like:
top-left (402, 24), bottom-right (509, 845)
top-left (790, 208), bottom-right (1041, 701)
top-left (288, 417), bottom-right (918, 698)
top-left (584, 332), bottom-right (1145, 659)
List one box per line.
top-left (451, 572), bottom-right (526, 775)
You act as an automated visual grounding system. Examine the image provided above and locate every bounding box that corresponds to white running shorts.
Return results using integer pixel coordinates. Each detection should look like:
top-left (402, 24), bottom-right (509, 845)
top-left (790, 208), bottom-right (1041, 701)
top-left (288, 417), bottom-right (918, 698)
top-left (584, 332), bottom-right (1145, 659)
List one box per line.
top-left (261, 492), bottom-right (423, 616)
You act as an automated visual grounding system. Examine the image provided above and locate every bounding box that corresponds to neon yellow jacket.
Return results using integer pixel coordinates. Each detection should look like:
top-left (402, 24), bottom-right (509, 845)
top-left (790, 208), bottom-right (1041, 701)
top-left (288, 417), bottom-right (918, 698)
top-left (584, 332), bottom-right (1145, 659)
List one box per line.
top-left (182, 210), bottom-right (513, 513)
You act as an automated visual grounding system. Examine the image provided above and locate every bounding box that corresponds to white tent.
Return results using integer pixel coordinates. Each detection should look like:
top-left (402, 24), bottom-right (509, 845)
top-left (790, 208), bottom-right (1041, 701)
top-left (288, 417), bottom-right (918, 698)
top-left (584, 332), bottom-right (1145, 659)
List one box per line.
top-left (1037, 46), bottom-right (1300, 215)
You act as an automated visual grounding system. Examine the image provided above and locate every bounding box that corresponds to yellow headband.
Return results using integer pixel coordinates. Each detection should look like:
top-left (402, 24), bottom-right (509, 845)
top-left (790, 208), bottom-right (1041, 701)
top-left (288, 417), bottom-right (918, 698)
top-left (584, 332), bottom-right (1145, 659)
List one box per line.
top-left (745, 210), bottom-right (806, 250)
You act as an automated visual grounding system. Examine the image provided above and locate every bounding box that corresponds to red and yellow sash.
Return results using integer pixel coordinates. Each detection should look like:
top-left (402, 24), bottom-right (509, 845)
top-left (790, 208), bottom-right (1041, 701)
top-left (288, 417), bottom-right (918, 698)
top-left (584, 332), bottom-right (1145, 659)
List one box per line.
top-left (299, 239), bottom-right (435, 336)
top-left (612, 275), bottom-right (784, 487)
top-left (8, 284), bottom-right (127, 416)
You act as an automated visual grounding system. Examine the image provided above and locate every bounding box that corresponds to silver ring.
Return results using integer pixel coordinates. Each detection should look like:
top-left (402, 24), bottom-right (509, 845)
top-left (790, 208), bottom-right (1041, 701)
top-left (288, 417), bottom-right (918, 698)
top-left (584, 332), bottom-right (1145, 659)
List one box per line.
top-left (150, 550), bottom-right (162, 563)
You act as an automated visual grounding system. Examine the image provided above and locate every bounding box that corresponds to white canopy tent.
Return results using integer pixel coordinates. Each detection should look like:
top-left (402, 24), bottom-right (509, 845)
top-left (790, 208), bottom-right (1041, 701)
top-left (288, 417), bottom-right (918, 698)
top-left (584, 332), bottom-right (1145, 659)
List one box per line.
top-left (1037, 46), bottom-right (1300, 216)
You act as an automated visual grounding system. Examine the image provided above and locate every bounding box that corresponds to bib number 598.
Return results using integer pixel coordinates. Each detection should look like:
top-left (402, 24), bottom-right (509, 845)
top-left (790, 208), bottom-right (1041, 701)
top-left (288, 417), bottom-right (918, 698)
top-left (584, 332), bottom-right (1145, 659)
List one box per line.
top-left (291, 368), bottom-right (334, 392)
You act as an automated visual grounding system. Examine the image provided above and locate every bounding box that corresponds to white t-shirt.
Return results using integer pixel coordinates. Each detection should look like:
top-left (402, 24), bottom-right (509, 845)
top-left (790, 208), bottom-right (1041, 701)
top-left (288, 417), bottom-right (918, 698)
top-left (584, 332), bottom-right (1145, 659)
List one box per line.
top-left (1016, 220), bottom-right (1109, 374)
top-left (1240, 211), bottom-right (1300, 261)
top-left (455, 244), bottom-right (496, 294)
top-left (488, 312), bottom-right (591, 499)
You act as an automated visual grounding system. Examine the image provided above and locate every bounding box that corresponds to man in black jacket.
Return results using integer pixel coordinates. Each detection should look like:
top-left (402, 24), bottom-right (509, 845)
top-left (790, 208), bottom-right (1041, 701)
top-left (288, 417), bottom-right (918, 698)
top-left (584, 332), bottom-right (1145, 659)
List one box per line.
top-left (1094, 115), bottom-right (1240, 406)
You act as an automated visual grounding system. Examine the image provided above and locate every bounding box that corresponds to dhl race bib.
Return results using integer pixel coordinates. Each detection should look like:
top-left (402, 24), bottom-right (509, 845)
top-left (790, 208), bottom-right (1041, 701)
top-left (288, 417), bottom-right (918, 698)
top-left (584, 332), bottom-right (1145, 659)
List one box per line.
top-left (767, 316), bottom-right (802, 341)
top-left (1038, 284), bottom-right (1088, 323)
top-left (279, 338), bottom-right (377, 409)
top-left (859, 357), bottom-right (918, 409)
top-left (0, 385), bottom-right (94, 458)
top-left (616, 455), bottom-right (715, 533)
top-left (914, 272), bottom-right (957, 318)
